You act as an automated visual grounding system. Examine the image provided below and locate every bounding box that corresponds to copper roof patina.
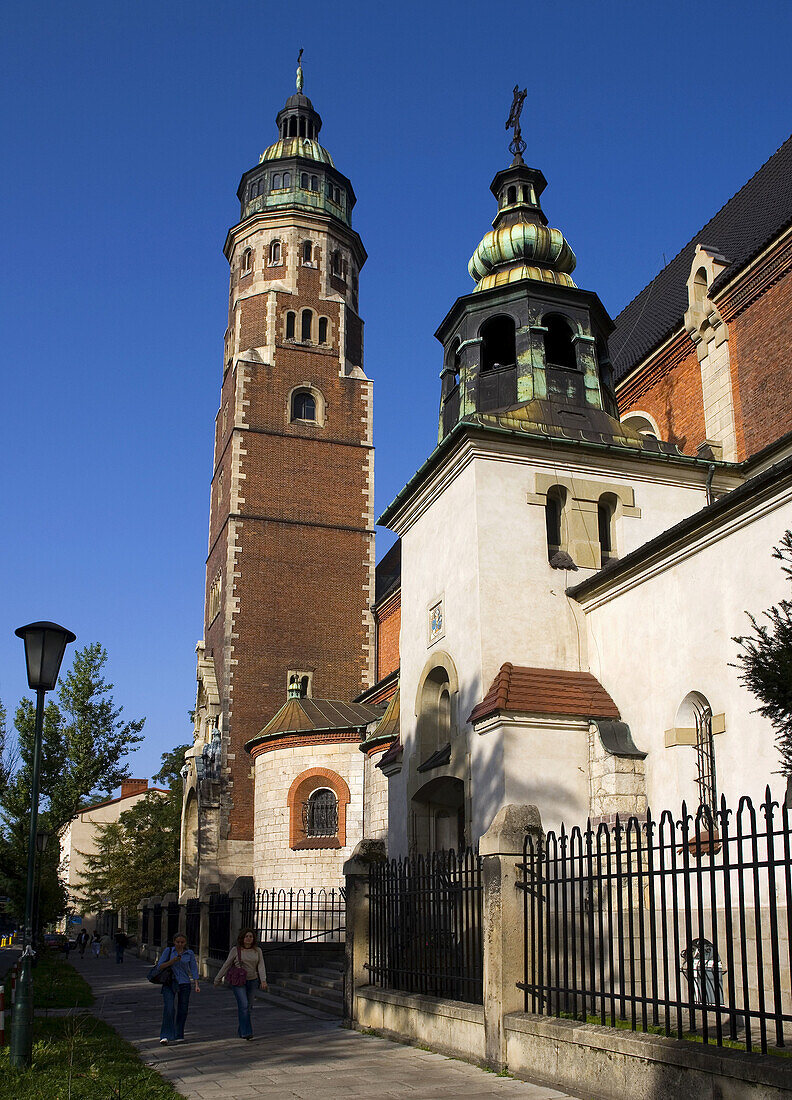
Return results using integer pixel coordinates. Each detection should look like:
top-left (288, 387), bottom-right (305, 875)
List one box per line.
top-left (361, 686), bottom-right (400, 751)
top-left (246, 697), bottom-right (384, 751)
top-left (469, 664), bottom-right (620, 725)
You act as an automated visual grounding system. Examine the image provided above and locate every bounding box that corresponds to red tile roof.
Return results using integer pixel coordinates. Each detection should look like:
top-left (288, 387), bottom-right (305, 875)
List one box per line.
top-left (468, 663), bottom-right (620, 724)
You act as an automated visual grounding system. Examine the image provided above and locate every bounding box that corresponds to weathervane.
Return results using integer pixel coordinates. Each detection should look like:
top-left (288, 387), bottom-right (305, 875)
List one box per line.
top-left (296, 48), bottom-right (304, 92)
top-left (506, 85), bottom-right (527, 161)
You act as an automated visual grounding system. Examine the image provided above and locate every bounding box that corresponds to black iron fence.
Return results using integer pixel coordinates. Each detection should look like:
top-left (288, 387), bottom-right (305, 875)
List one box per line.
top-left (151, 903), bottom-right (162, 948)
top-left (185, 899), bottom-right (200, 952)
top-left (368, 847), bottom-right (483, 1005)
top-left (207, 893), bottom-right (231, 960)
top-left (520, 789), bottom-right (792, 1054)
top-left (242, 887), bottom-right (345, 944)
top-left (141, 906), bottom-right (149, 945)
top-left (167, 901), bottom-right (180, 944)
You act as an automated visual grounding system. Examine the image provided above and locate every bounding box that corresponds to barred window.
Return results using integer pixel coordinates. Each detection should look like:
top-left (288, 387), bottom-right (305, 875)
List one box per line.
top-left (303, 789), bottom-right (338, 837)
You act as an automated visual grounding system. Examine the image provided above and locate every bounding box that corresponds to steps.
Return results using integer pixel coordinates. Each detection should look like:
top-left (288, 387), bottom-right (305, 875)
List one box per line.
top-left (259, 958), bottom-right (344, 1018)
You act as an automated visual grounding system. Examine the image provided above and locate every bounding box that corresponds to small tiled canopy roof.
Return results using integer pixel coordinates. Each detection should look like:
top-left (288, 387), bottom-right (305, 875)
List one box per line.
top-left (361, 686), bottom-right (400, 749)
top-left (469, 663), bottom-right (620, 725)
top-left (253, 698), bottom-right (384, 742)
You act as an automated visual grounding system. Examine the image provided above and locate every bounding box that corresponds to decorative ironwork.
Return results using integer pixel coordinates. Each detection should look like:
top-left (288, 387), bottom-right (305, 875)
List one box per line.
top-left (694, 702), bottom-right (717, 813)
top-left (185, 899), bottom-right (200, 953)
top-left (519, 789), bottom-right (792, 1054)
top-left (242, 887), bottom-right (345, 945)
top-left (151, 903), bottom-right (162, 948)
top-left (506, 85), bottom-right (527, 160)
top-left (302, 790), bottom-right (338, 837)
top-left (368, 847), bottom-right (483, 1005)
top-left (207, 893), bottom-right (230, 961)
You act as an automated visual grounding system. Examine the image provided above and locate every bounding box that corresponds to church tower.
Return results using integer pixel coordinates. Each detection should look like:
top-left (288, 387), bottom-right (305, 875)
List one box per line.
top-left (181, 62), bottom-right (375, 894)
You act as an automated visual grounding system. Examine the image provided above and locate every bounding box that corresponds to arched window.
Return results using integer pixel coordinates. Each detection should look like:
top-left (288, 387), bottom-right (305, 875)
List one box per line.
top-left (543, 315), bottom-right (577, 370)
top-left (272, 172), bottom-right (282, 189)
top-left (285, 311), bottom-right (296, 340)
top-left (268, 239), bottom-right (281, 265)
top-left (318, 317), bottom-right (328, 344)
top-left (693, 267), bottom-right (708, 305)
top-left (597, 493), bottom-right (617, 564)
top-left (299, 117), bottom-right (307, 138)
top-left (417, 666), bottom-right (453, 762)
top-left (522, 185), bottom-right (531, 203)
top-left (241, 249), bottom-right (252, 274)
top-left (621, 412), bottom-right (659, 440)
top-left (479, 315), bottom-right (516, 372)
top-left (331, 250), bottom-right (343, 277)
top-left (545, 486), bottom-right (567, 559)
top-left (302, 240), bottom-right (313, 265)
top-left (307, 121), bottom-right (314, 139)
top-left (301, 172), bottom-right (309, 189)
top-left (301, 308), bottom-right (313, 342)
top-left (282, 172), bottom-right (291, 187)
top-left (675, 693), bottom-right (717, 814)
top-left (304, 789), bottom-right (338, 837)
top-left (292, 390), bottom-right (316, 421)
top-left (507, 185), bottom-right (517, 204)
top-left (288, 117), bottom-right (297, 137)
top-left (310, 175), bottom-right (318, 191)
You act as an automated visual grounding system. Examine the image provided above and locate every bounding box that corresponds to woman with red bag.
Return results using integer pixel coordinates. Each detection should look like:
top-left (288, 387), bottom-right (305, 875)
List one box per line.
top-left (214, 928), bottom-right (267, 1039)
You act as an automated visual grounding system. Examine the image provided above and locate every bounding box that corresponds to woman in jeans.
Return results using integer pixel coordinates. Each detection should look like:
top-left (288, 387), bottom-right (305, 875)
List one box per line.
top-left (155, 933), bottom-right (200, 1044)
top-left (214, 928), bottom-right (267, 1039)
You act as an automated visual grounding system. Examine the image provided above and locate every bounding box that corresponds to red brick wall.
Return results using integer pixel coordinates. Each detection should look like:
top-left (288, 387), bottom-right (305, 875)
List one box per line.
top-left (376, 591), bottom-right (401, 682)
top-left (617, 332), bottom-right (706, 456)
top-left (728, 264), bottom-right (792, 458)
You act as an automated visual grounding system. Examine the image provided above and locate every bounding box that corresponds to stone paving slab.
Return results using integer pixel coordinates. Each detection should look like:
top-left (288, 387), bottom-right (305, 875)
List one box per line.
top-left (66, 950), bottom-right (578, 1099)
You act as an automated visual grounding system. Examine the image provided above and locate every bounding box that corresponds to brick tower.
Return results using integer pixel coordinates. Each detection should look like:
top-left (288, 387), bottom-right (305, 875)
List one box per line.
top-left (180, 63), bottom-right (375, 895)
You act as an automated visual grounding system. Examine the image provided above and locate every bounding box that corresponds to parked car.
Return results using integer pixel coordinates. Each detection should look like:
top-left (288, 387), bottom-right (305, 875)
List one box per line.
top-left (41, 932), bottom-right (69, 952)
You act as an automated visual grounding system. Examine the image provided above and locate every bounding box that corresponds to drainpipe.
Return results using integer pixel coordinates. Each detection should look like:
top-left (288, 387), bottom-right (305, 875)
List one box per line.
top-left (706, 463), bottom-right (715, 506)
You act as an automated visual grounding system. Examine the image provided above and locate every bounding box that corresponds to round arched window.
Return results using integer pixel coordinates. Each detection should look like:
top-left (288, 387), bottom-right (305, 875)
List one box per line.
top-left (292, 390), bottom-right (316, 422)
top-left (304, 789), bottom-right (338, 837)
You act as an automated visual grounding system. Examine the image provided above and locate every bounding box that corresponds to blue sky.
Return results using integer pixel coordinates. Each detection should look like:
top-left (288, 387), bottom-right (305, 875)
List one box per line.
top-left (1, 0), bottom-right (790, 783)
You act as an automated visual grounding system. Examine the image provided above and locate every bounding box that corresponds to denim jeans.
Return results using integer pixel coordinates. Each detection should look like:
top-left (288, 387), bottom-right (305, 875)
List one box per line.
top-left (232, 979), bottom-right (258, 1037)
top-left (161, 982), bottom-right (191, 1040)
top-left (115, 945), bottom-right (124, 963)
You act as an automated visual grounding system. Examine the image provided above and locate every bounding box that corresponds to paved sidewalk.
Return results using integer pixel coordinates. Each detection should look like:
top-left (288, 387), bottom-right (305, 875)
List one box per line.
top-left (68, 950), bottom-right (579, 1099)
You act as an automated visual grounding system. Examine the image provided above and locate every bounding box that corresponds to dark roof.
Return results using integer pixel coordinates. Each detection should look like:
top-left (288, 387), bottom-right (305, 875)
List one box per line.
top-left (375, 539), bottom-right (401, 603)
top-left (249, 697), bottom-right (384, 745)
top-left (567, 452), bottom-right (792, 602)
top-left (611, 133), bottom-right (792, 381)
top-left (468, 663), bottom-right (620, 725)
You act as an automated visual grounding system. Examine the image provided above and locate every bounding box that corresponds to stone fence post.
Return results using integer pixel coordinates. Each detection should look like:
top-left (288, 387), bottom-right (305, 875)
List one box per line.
top-left (198, 886), bottom-right (220, 979)
top-left (343, 839), bottom-right (386, 1027)
top-left (479, 804), bottom-right (543, 1071)
top-left (229, 876), bottom-right (254, 951)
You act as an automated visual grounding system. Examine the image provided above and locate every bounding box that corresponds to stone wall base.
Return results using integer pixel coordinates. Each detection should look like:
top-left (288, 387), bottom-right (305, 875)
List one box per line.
top-left (354, 986), bottom-right (485, 1064)
top-left (504, 1013), bottom-right (792, 1100)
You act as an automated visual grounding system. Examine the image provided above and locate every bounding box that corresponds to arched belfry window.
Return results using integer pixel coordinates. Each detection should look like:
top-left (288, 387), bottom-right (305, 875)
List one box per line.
top-left (292, 390), bottom-right (316, 422)
top-left (545, 485), bottom-right (567, 559)
top-left (331, 250), bottom-right (343, 277)
top-left (268, 239), bottom-right (281, 265)
top-left (543, 315), bottom-right (577, 370)
top-left (285, 311), bottom-right (296, 340)
top-left (479, 315), bottom-right (516, 372)
top-left (310, 174), bottom-right (318, 191)
top-left (318, 317), bottom-right (328, 344)
top-left (693, 267), bottom-right (708, 305)
top-left (282, 171), bottom-right (291, 188)
top-left (304, 789), bottom-right (338, 837)
top-left (507, 185), bottom-right (517, 204)
top-left (301, 308), bottom-right (313, 342)
top-left (302, 240), bottom-right (313, 266)
top-left (241, 248), bottom-right (252, 274)
top-left (301, 172), bottom-right (309, 189)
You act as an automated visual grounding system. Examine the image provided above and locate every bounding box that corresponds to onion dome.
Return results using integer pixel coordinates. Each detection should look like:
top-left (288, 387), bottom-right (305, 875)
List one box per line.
top-left (468, 163), bottom-right (577, 292)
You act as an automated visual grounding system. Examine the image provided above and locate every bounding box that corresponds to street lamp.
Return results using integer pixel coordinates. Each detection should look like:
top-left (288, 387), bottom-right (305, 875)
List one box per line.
top-left (10, 621), bottom-right (75, 1069)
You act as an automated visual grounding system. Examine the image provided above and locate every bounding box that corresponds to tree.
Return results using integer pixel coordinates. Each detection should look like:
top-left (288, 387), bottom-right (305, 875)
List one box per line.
top-left (0, 643), bottom-right (145, 926)
top-left (76, 743), bottom-right (189, 914)
top-left (734, 531), bottom-right (792, 777)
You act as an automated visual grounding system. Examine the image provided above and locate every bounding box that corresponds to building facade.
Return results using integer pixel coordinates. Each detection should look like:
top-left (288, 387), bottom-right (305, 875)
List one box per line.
top-left (180, 66), bottom-right (375, 896)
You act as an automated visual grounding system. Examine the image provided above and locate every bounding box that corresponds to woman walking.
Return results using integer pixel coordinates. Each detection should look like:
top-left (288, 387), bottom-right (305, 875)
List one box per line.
top-left (91, 931), bottom-right (101, 958)
top-left (214, 929), bottom-right (267, 1039)
top-left (154, 933), bottom-right (200, 1044)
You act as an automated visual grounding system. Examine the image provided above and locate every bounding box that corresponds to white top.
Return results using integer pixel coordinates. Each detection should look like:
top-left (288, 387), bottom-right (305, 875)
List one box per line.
top-left (215, 945), bottom-right (267, 983)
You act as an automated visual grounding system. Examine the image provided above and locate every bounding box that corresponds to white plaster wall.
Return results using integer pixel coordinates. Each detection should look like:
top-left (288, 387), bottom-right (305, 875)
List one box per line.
top-left (500, 718), bottom-right (590, 835)
top-left (580, 490), bottom-right (792, 813)
top-left (363, 751), bottom-right (389, 843)
top-left (389, 438), bottom-right (725, 851)
top-left (252, 741), bottom-right (364, 889)
top-left (60, 789), bottom-right (163, 897)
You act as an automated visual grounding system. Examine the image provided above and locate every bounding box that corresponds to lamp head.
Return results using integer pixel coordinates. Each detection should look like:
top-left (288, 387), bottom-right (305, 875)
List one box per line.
top-left (15, 621), bottom-right (76, 691)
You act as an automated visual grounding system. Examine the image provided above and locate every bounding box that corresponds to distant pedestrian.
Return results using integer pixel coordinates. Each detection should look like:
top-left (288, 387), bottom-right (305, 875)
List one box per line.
top-left (154, 934), bottom-right (200, 1044)
top-left (114, 929), bottom-right (128, 963)
top-left (214, 928), bottom-right (267, 1039)
top-left (91, 931), bottom-right (101, 958)
top-left (100, 932), bottom-right (112, 958)
top-left (77, 929), bottom-right (90, 958)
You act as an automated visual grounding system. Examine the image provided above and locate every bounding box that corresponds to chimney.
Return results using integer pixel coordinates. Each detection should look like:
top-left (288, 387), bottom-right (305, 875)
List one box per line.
top-left (120, 778), bottom-right (148, 799)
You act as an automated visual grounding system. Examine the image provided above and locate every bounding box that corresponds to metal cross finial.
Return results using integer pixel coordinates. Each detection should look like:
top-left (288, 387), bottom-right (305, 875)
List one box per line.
top-left (296, 48), bottom-right (304, 92)
top-left (506, 84), bottom-right (527, 160)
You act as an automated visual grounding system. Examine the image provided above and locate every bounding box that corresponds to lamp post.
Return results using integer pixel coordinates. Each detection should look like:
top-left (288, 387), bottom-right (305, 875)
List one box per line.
top-left (10, 621), bottom-right (75, 1069)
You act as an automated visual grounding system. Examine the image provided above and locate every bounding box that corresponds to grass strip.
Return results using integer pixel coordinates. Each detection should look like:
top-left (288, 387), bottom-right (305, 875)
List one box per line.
top-left (0, 1014), bottom-right (178, 1099)
top-left (3, 952), bottom-right (93, 1010)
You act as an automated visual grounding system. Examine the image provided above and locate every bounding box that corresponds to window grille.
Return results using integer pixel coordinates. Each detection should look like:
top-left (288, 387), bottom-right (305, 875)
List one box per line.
top-left (303, 789), bottom-right (338, 837)
top-left (694, 702), bottom-right (717, 812)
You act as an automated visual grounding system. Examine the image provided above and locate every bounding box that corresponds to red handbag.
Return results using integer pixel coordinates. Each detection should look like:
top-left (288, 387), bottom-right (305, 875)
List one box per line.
top-left (226, 952), bottom-right (248, 987)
